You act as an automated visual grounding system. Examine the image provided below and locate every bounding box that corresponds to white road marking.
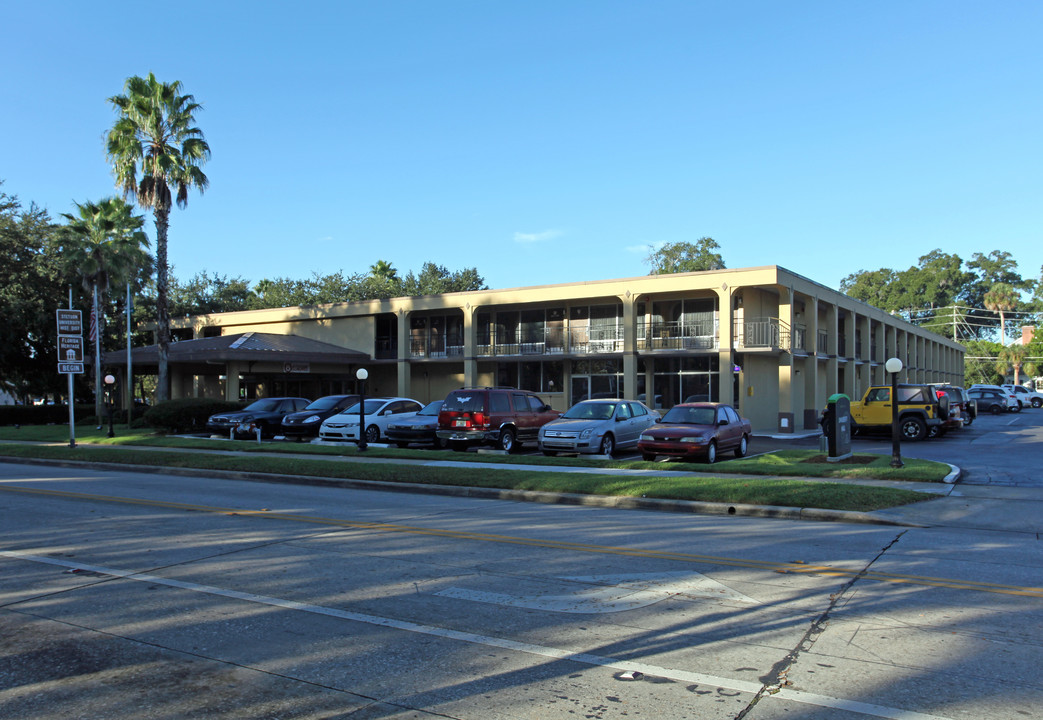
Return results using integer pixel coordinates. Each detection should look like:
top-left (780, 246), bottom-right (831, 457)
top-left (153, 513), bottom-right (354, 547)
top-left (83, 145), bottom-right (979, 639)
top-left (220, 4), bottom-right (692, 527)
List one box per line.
top-left (437, 571), bottom-right (758, 613)
top-left (1, 549), bottom-right (953, 720)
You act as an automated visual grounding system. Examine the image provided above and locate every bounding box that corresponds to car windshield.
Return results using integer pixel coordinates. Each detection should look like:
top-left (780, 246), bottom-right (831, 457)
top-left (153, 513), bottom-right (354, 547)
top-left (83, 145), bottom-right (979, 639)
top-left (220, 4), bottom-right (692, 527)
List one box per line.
top-left (244, 399), bottom-right (282, 412)
top-left (418, 401), bottom-right (443, 416)
top-left (661, 406), bottom-right (716, 425)
top-left (341, 399), bottom-right (387, 414)
top-left (562, 402), bottom-right (615, 420)
top-left (305, 396), bottom-right (347, 411)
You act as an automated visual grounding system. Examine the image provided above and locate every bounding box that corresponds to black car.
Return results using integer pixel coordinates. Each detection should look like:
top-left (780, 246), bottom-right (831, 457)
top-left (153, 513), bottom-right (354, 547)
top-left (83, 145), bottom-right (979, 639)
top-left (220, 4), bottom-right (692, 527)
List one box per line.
top-left (206, 397), bottom-right (310, 439)
top-left (385, 401), bottom-right (445, 448)
top-left (280, 394), bottom-right (360, 441)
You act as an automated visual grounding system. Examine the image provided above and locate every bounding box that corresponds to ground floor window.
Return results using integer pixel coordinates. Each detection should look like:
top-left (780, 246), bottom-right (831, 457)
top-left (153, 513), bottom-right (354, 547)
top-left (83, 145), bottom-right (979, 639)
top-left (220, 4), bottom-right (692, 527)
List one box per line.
top-left (569, 359), bottom-right (622, 403)
top-left (649, 356), bottom-right (721, 409)
top-left (498, 360), bottom-right (563, 394)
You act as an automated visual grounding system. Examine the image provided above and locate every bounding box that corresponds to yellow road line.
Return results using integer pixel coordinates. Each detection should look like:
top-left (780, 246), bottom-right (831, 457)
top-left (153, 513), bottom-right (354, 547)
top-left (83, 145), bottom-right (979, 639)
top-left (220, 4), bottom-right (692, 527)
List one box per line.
top-left (3, 483), bottom-right (1041, 598)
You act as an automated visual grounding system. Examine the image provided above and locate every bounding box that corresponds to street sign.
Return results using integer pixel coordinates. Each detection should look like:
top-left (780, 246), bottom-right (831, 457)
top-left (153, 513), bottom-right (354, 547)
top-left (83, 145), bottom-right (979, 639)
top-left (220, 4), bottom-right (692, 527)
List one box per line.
top-left (58, 363), bottom-right (85, 374)
top-left (58, 335), bottom-right (84, 362)
top-left (57, 309), bottom-right (82, 336)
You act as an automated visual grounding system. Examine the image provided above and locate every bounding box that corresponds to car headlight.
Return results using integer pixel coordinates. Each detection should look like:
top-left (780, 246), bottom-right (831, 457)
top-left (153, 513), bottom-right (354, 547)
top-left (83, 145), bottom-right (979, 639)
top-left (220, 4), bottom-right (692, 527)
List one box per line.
top-left (579, 428), bottom-right (595, 439)
top-left (302, 415), bottom-right (321, 424)
top-left (681, 435), bottom-right (707, 443)
top-left (639, 434), bottom-right (653, 442)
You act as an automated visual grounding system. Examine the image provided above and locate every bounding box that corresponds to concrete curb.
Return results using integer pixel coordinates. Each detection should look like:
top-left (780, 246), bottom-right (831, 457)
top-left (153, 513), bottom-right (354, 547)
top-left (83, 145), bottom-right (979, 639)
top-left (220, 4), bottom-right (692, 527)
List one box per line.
top-left (0, 455), bottom-right (925, 527)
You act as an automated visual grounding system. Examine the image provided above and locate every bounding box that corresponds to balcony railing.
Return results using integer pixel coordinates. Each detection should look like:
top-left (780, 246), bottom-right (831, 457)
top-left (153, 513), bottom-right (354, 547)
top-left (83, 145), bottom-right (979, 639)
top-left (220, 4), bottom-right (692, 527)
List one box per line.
top-left (733, 317), bottom-right (790, 350)
top-left (636, 320), bottom-right (718, 351)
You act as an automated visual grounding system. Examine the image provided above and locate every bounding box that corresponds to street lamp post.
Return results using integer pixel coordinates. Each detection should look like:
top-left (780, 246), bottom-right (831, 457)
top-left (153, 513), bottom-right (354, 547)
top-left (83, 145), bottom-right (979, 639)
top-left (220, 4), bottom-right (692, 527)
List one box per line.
top-left (885, 357), bottom-right (904, 468)
top-left (104, 373), bottom-right (116, 439)
top-left (356, 367), bottom-right (369, 452)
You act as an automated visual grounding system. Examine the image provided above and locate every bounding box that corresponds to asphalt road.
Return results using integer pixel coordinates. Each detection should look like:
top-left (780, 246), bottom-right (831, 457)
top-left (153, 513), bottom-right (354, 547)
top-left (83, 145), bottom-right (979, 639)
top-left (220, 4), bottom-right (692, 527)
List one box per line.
top-left (2, 451), bottom-right (1041, 719)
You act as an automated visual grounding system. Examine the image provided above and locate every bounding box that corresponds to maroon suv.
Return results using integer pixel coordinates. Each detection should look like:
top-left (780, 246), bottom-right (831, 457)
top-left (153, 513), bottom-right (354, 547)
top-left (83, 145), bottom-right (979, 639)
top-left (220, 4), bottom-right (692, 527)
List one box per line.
top-left (436, 387), bottom-right (560, 453)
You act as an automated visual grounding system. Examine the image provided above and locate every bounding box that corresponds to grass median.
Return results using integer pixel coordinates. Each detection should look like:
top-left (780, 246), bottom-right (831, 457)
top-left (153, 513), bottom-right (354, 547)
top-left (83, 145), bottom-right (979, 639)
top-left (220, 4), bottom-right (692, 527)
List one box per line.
top-left (0, 426), bottom-right (945, 513)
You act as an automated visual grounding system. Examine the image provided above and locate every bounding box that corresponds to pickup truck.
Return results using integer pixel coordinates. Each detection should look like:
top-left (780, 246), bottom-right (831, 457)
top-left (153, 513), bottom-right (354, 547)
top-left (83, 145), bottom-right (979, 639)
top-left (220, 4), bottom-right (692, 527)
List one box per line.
top-left (823, 384), bottom-right (951, 441)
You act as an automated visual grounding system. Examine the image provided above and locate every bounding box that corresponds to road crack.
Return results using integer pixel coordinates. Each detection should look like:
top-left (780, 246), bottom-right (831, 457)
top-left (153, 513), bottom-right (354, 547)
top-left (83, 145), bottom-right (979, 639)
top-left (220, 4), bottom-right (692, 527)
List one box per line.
top-left (733, 530), bottom-right (908, 718)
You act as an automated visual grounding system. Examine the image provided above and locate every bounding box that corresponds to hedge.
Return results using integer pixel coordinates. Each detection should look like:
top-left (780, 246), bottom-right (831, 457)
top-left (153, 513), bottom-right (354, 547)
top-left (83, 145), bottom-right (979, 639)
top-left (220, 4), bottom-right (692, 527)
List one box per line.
top-left (143, 398), bottom-right (245, 434)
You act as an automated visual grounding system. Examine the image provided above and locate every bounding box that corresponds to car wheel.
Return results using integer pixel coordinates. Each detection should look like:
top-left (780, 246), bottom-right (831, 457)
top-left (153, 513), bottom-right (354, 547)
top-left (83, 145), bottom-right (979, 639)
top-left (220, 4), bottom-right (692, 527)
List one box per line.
top-left (990, 404), bottom-right (1003, 415)
top-left (598, 434), bottom-right (615, 457)
top-left (1033, 398), bottom-right (1042, 408)
top-left (498, 428), bottom-right (516, 453)
top-left (365, 424), bottom-right (380, 443)
top-left (434, 437), bottom-right (448, 450)
top-left (705, 440), bottom-right (717, 464)
top-left (900, 417), bottom-right (927, 441)
top-left (963, 415), bottom-right (973, 426)
top-left (734, 435), bottom-right (748, 458)
top-left (641, 452), bottom-right (656, 462)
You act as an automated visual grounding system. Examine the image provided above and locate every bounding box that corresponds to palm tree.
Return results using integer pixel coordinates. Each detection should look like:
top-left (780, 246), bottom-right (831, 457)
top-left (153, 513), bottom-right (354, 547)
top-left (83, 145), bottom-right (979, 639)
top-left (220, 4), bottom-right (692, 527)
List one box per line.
top-left (370, 260), bottom-right (398, 282)
top-left (107, 73), bottom-right (210, 402)
top-left (60, 198), bottom-right (150, 417)
top-left (997, 343), bottom-right (1028, 385)
top-left (984, 282), bottom-right (1019, 346)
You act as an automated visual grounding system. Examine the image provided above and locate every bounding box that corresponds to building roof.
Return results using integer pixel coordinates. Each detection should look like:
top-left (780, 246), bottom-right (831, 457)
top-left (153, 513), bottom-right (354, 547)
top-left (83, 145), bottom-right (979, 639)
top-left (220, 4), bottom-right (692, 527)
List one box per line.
top-left (102, 332), bottom-right (369, 368)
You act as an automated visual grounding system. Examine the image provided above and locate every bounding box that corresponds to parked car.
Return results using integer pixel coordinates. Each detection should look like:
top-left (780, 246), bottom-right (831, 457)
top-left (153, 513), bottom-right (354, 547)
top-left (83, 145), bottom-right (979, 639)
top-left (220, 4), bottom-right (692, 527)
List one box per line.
top-left (538, 399), bottom-right (659, 457)
top-left (436, 387), bottom-right (559, 453)
top-left (967, 387), bottom-right (1013, 415)
top-left (318, 397), bottom-right (423, 443)
top-left (637, 402), bottom-right (752, 463)
top-left (1002, 384), bottom-right (1043, 408)
top-left (928, 385), bottom-right (968, 434)
top-left (279, 394), bottom-right (360, 441)
top-left (970, 384), bottom-right (1020, 412)
top-left (385, 400), bottom-right (446, 448)
top-left (206, 397), bottom-right (311, 439)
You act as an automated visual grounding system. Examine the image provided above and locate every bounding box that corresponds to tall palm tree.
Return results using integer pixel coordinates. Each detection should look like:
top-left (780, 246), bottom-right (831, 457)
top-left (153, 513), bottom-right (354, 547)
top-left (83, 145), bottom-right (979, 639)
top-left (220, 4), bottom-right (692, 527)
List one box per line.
top-left (107, 72), bottom-right (210, 402)
top-left (370, 260), bottom-right (398, 282)
top-left (60, 198), bottom-right (150, 416)
top-left (997, 343), bottom-right (1028, 385)
top-left (984, 282), bottom-right (1019, 346)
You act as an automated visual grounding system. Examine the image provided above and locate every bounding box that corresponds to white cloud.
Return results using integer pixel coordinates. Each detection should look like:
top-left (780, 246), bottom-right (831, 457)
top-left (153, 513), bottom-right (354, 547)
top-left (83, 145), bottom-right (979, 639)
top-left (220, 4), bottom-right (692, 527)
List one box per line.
top-left (514, 229), bottom-right (563, 244)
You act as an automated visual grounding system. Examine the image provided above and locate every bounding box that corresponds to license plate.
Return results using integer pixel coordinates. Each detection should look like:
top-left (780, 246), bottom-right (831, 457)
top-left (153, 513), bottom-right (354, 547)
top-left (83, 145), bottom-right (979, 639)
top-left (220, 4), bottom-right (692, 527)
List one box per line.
top-left (454, 420), bottom-right (467, 427)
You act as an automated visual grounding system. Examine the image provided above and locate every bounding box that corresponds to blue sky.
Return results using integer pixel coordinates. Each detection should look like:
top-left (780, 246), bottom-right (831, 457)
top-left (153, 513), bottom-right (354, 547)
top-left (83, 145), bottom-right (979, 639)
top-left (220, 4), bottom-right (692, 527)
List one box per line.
top-left (3, 1), bottom-right (1041, 295)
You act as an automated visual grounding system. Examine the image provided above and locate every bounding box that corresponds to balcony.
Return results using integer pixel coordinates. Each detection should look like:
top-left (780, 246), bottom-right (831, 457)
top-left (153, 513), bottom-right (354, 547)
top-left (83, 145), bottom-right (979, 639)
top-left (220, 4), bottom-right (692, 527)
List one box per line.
top-left (637, 320), bottom-right (718, 351)
top-left (733, 317), bottom-right (791, 351)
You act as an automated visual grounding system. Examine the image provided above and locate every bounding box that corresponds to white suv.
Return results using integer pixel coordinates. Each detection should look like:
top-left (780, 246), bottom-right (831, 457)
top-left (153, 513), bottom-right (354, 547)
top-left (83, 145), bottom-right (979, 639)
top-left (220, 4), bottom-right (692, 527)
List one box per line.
top-left (1002, 384), bottom-right (1043, 409)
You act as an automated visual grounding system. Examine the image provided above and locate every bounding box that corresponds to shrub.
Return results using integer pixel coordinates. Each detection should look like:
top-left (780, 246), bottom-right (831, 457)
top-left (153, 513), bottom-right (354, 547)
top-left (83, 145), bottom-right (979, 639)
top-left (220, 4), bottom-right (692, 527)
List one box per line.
top-left (143, 398), bottom-right (244, 434)
top-left (0, 404), bottom-right (96, 426)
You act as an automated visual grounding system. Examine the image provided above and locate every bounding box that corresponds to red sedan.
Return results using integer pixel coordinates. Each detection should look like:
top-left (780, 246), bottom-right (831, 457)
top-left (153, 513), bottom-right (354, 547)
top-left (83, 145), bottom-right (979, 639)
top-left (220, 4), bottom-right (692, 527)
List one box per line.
top-left (637, 402), bottom-right (752, 463)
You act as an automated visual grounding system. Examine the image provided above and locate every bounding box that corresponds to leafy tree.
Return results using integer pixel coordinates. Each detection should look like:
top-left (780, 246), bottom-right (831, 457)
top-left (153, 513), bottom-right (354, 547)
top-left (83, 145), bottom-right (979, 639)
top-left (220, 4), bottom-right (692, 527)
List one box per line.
top-left (58, 198), bottom-right (150, 415)
top-left (839, 268), bottom-right (903, 312)
top-left (645, 238), bottom-right (725, 274)
top-left (0, 183), bottom-right (82, 401)
top-left (997, 343), bottom-right (1028, 384)
top-left (401, 263), bottom-right (487, 296)
top-left (169, 271), bottom-right (255, 316)
top-left (983, 282), bottom-right (1019, 346)
top-left (107, 73), bottom-right (211, 402)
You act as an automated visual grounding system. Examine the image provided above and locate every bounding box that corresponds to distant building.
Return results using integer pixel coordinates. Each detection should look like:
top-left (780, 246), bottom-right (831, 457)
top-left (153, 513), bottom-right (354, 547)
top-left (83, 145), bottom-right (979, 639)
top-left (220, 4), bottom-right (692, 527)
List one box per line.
top-left (106, 265), bottom-right (965, 435)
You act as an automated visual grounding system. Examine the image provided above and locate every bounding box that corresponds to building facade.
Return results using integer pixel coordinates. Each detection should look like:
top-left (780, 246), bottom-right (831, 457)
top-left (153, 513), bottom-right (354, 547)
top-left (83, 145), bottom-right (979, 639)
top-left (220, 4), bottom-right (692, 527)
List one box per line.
top-left (159, 265), bottom-right (964, 435)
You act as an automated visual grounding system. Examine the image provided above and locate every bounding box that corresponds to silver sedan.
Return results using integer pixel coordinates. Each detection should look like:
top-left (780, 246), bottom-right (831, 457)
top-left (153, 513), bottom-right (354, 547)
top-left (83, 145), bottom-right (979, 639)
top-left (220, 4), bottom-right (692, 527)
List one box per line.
top-left (538, 399), bottom-right (659, 457)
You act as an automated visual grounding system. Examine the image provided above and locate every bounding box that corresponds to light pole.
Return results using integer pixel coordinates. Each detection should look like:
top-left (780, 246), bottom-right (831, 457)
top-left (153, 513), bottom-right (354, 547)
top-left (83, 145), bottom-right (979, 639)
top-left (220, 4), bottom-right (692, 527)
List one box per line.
top-left (104, 373), bottom-right (116, 439)
top-left (885, 357), bottom-right (903, 468)
top-left (356, 367), bottom-right (369, 452)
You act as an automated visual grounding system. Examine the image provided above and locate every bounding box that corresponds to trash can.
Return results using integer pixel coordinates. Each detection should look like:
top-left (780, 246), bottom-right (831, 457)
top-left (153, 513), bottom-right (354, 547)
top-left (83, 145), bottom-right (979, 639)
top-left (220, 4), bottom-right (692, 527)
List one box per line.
top-left (823, 393), bottom-right (851, 459)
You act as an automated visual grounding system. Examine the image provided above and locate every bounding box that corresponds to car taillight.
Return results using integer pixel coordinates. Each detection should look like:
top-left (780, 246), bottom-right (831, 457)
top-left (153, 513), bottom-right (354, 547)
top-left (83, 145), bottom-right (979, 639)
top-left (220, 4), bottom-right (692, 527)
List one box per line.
top-left (473, 412), bottom-right (487, 428)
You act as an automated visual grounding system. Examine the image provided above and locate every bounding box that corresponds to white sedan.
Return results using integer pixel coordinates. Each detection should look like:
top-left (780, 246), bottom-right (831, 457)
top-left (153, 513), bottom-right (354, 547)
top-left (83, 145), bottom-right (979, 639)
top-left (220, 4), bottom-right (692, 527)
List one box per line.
top-left (319, 397), bottom-right (423, 443)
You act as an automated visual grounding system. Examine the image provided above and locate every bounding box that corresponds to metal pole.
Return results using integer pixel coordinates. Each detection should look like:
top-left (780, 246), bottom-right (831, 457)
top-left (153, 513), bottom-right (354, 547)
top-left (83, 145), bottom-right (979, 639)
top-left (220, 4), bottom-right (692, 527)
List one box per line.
top-left (127, 283), bottom-right (133, 429)
top-left (357, 380), bottom-right (367, 452)
top-left (93, 284), bottom-right (102, 425)
top-left (890, 372), bottom-right (903, 468)
top-left (68, 287), bottom-right (76, 448)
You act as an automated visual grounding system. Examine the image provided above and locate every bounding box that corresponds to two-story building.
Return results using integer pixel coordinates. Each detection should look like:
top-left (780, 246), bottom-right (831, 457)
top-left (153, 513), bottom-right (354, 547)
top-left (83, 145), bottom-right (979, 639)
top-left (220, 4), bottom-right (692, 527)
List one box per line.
top-left (108, 265), bottom-right (965, 435)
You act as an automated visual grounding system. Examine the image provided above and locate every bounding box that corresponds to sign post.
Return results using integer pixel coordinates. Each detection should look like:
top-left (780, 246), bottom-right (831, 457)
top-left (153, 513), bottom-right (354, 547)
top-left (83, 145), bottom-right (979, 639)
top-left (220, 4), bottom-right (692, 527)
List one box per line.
top-left (56, 308), bottom-right (84, 447)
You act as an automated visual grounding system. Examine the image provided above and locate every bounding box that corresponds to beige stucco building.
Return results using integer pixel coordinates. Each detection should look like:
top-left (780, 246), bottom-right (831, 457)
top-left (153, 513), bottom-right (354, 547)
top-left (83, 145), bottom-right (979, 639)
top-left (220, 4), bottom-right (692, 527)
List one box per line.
top-left (131, 265), bottom-right (964, 435)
